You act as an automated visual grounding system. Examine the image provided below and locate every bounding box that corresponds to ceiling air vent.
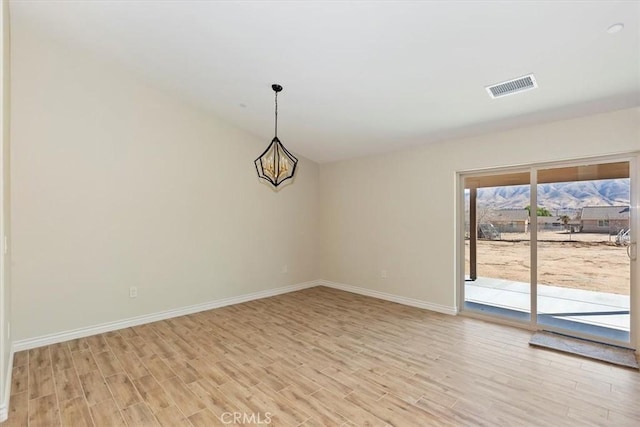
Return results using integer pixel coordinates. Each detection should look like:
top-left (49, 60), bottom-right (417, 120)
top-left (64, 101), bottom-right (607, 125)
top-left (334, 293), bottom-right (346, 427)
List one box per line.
top-left (486, 74), bottom-right (537, 99)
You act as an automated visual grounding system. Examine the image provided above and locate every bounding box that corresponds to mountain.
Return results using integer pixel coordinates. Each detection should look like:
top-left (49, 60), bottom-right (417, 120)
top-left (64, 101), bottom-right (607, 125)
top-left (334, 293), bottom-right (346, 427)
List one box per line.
top-left (470, 179), bottom-right (630, 214)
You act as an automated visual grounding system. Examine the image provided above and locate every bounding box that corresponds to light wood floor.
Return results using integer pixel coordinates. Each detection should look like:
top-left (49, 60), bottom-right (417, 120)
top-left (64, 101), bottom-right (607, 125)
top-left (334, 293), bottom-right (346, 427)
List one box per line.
top-left (3, 286), bottom-right (640, 426)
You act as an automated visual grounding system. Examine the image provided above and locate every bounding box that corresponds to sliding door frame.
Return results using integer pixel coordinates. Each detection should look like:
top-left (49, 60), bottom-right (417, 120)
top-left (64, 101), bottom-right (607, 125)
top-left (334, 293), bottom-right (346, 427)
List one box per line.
top-left (456, 163), bottom-right (534, 330)
top-left (457, 152), bottom-right (639, 350)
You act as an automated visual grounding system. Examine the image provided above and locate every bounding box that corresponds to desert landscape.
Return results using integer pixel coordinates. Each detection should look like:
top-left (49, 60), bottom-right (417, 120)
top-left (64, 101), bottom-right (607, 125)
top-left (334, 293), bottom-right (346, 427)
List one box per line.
top-left (465, 231), bottom-right (631, 295)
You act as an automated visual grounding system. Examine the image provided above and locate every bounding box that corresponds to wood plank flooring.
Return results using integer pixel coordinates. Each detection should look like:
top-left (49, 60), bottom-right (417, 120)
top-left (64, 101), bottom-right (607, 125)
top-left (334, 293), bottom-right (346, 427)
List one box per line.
top-left (3, 286), bottom-right (640, 426)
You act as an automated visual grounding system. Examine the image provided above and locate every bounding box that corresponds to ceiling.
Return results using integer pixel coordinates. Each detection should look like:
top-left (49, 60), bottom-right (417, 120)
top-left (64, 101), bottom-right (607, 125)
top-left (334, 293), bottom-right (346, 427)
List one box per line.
top-left (10, 1), bottom-right (640, 163)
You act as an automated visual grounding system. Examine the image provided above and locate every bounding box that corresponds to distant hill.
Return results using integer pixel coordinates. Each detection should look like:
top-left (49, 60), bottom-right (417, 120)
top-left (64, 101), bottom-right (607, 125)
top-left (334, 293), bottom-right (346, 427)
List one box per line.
top-left (470, 179), bottom-right (630, 215)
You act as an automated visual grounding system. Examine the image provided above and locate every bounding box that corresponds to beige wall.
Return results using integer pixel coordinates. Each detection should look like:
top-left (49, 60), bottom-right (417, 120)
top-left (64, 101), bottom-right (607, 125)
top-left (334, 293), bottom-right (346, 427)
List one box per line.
top-left (1, 0), bottom-right (11, 414)
top-left (11, 23), bottom-right (319, 341)
top-left (319, 108), bottom-right (639, 331)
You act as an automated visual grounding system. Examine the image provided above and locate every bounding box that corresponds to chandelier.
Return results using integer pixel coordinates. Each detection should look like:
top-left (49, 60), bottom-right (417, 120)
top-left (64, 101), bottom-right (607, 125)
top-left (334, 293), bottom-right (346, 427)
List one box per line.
top-left (254, 84), bottom-right (298, 188)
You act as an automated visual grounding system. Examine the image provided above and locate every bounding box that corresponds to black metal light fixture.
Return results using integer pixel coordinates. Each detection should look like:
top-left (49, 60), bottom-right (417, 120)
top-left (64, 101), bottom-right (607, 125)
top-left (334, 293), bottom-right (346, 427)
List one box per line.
top-left (254, 84), bottom-right (298, 188)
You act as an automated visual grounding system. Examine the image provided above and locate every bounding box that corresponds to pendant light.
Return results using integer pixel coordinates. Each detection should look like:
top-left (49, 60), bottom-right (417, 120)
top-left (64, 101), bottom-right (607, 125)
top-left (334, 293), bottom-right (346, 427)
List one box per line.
top-left (254, 84), bottom-right (298, 188)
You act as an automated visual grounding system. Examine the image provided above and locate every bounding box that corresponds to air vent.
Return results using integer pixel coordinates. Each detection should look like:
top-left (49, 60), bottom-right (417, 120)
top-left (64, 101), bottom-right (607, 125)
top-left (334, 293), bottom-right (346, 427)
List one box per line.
top-left (486, 74), bottom-right (537, 99)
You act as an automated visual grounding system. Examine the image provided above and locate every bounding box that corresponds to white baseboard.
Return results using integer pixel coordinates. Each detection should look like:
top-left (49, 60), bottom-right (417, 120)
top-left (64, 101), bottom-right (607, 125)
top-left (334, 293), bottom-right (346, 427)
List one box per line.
top-left (12, 280), bottom-right (318, 352)
top-left (317, 280), bottom-right (458, 315)
top-left (0, 346), bottom-right (14, 422)
top-left (12, 279), bottom-right (456, 353)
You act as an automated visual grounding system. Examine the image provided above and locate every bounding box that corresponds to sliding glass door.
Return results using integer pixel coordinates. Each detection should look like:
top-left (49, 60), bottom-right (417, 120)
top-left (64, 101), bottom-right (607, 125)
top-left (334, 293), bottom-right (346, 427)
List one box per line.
top-left (536, 162), bottom-right (631, 343)
top-left (461, 157), bottom-right (636, 347)
top-left (464, 171), bottom-right (531, 321)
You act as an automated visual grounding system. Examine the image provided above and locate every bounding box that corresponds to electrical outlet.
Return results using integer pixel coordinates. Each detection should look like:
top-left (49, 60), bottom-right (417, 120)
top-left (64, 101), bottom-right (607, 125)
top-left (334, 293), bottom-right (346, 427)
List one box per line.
top-left (282, 265), bottom-right (288, 274)
top-left (381, 269), bottom-right (388, 279)
top-left (129, 287), bottom-right (138, 298)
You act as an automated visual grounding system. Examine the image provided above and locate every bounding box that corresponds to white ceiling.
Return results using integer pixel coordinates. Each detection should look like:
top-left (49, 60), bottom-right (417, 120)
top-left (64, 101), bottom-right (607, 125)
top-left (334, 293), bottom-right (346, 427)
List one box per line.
top-left (10, 1), bottom-right (640, 163)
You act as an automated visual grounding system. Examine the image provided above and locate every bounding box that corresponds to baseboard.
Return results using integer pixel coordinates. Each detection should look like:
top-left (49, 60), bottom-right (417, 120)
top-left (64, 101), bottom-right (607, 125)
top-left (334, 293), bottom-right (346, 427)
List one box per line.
top-left (12, 278), bottom-right (456, 352)
top-left (13, 280), bottom-right (318, 352)
top-left (0, 346), bottom-right (14, 422)
top-left (317, 280), bottom-right (458, 315)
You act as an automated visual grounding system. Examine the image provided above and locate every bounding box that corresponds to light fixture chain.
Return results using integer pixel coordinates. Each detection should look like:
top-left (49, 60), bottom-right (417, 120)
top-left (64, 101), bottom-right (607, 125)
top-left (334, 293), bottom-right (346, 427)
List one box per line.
top-left (274, 90), bottom-right (278, 138)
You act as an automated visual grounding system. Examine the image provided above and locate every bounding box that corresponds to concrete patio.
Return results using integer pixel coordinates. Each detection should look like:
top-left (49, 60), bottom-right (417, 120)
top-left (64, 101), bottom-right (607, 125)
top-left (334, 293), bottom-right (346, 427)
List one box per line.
top-left (465, 277), bottom-right (630, 335)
